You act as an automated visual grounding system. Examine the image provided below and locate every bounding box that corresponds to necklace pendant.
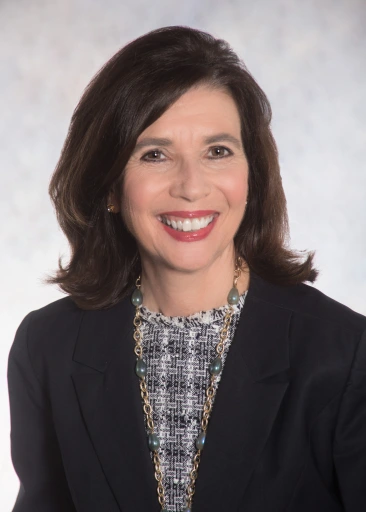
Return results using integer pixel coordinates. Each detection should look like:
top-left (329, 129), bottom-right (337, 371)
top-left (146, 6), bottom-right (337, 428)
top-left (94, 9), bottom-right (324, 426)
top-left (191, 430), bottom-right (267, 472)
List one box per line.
top-left (131, 288), bottom-right (143, 306)
top-left (148, 432), bottom-right (160, 451)
top-left (209, 356), bottom-right (222, 375)
top-left (195, 430), bottom-right (206, 450)
top-left (135, 358), bottom-right (147, 378)
top-left (227, 286), bottom-right (239, 305)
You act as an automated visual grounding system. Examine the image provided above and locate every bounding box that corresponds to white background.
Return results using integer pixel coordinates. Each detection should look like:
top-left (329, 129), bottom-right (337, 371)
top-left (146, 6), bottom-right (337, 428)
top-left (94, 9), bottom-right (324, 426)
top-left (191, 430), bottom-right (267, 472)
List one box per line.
top-left (1, 0), bottom-right (365, 508)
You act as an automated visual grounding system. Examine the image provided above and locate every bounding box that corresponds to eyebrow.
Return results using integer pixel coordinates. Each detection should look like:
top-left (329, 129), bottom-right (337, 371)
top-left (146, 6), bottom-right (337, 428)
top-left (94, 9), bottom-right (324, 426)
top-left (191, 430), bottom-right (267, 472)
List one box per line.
top-left (132, 132), bottom-right (242, 154)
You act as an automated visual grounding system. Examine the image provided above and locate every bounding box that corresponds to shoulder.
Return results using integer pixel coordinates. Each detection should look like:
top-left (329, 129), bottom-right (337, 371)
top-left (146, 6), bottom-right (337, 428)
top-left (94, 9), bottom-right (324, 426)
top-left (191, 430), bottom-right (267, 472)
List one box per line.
top-left (290, 282), bottom-right (365, 333)
top-left (11, 294), bottom-right (132, 367)
top-left (250, 271), bottom-right (366, 335)
top-left (17, 295), bottom-right (84, 340)
top-left (250, 272), bottom-right (366, 378)
top-left (10, 296), bottom-right (85, 368)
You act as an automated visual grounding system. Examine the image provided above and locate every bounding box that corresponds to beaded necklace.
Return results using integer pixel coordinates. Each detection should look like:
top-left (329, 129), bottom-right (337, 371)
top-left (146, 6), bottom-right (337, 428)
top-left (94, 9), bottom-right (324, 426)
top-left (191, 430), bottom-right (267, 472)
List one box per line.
top-left (131, 257), bottom-right (243, 511)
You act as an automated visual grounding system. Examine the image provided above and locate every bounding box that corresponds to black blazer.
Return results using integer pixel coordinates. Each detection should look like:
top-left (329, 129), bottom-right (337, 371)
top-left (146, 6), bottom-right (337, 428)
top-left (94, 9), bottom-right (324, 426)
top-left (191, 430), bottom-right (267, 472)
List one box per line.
top-left (7, 271), bottom-right (366, 512)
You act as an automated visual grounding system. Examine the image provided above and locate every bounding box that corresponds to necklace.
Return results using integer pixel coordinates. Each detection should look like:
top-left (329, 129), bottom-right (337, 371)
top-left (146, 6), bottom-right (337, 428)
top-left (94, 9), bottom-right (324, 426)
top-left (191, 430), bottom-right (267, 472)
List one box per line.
top-left (131, 257), bottom-right (243, 511)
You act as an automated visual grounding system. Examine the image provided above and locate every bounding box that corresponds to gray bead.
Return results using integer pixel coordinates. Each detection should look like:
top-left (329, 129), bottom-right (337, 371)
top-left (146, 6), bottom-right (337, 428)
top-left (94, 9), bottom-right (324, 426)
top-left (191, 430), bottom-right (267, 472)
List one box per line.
top-left (148, 432), bottom-right (160, 451)
top-left (196, 430), bottom-right (206, 450)
top-left (209, 356), bottom-right (222, 375)
top-left (135, 358), bottom-right (147, 378)
top-left (131, 288), bottom-right (143, 306)
top-left (227, 286), bottom-right (239, 304)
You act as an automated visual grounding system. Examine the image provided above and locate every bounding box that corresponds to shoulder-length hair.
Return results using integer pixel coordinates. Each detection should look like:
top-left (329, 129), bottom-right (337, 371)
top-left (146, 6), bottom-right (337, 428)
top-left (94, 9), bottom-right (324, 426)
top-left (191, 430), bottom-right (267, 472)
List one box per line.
top-left (45, 25), bottom-right (318, 310)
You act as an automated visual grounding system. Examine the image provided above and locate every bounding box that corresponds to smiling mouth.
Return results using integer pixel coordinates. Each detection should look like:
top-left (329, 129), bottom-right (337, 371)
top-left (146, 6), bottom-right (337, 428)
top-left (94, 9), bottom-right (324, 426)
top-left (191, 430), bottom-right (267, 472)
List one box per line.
top-left (157, 213), bottom-right (218, 232)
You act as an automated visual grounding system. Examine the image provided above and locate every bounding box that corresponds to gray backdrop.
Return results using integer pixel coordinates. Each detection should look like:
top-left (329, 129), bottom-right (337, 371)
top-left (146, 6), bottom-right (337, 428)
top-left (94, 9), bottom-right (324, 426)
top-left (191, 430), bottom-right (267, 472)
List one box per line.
top-left (1, 0), bottom-right (365, 508)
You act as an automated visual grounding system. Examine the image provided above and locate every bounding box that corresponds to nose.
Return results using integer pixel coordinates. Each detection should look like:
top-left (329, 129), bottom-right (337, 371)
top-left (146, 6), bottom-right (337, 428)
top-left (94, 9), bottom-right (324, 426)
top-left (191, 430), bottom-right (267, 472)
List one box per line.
top-left (169, 158), bottom-right (211, 202)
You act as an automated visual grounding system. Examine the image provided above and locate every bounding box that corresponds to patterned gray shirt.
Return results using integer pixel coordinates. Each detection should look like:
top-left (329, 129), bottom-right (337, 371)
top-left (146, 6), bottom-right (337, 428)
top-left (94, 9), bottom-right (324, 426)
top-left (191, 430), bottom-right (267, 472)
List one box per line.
top-left (138, 290), bottom-right (248, 511)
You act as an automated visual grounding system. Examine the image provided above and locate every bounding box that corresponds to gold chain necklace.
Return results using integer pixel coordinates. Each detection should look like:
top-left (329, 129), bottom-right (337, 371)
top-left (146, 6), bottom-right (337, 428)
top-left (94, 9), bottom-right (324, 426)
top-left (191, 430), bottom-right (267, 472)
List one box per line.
top-left (131, 257), bottom-right (243, 512)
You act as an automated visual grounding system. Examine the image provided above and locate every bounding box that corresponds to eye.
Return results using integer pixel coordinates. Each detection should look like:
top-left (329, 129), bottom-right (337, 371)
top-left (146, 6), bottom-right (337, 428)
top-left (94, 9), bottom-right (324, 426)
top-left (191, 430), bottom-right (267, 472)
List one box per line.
top-left (207, 146), bottom-right (232, 159)
top-left (141, 149), bottom-right (166, 162)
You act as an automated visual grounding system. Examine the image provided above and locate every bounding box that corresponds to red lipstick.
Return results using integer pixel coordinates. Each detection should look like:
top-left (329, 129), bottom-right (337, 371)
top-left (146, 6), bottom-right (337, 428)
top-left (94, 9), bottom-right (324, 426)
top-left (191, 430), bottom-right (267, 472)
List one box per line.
top-left (158, 210), bottom-right (217, 218)
top-left (159, 214), bottom-right (219, 242)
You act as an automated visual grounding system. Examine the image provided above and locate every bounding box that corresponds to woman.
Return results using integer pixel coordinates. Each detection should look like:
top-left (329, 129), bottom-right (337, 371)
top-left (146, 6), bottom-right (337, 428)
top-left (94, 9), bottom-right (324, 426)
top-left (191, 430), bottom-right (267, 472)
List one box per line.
top-left (7, 26), bottom-right (366, 512)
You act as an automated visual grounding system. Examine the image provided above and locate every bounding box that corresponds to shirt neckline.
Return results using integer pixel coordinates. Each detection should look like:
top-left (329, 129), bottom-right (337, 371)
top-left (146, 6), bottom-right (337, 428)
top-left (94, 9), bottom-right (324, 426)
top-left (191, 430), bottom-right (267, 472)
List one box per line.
top-left (139, 290), bottom-right (248, 328)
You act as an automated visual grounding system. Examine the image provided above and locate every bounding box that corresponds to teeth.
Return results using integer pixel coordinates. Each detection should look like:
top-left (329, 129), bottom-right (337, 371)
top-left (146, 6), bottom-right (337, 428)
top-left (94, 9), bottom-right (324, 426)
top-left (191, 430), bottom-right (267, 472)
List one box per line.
top-left (191, 218), bottom-right (201, 231)
top-left (159, 215), bottom-right (215, 232)
top-left (182, 220), bottom-right (190, 232)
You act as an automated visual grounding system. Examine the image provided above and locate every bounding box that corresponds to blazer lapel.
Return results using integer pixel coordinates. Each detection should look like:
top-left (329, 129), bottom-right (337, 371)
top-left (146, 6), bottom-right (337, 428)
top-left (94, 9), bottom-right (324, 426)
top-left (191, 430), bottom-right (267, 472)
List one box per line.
top-left (71, 298), bottom-right (160, 512)
top-left (193, 273), bottom-right (292, 510)
top-left (71, 271), bottom-right (292, 512)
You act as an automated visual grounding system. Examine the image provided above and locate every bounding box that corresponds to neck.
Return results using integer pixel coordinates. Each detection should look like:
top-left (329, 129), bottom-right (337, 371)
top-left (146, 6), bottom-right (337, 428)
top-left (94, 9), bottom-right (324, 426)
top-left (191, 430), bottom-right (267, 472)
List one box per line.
top-left (138, 248), bottom-right (250, 317)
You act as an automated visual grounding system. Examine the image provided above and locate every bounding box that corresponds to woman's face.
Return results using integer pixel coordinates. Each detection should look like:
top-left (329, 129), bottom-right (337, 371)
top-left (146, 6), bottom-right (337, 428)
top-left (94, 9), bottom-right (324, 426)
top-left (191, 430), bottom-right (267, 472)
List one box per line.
top-left (120, 85), bottom-right (249, 273)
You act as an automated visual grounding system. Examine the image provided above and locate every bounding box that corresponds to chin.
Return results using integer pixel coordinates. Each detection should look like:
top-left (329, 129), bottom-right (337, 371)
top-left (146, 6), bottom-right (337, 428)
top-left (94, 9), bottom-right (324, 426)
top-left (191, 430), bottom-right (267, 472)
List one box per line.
top-left (162, 249), bottom-right (222, 274)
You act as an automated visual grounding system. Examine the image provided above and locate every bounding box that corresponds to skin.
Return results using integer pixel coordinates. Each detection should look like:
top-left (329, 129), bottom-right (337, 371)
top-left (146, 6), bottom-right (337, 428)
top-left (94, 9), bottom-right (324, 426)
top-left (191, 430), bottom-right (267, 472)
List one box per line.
top-left (109, 85), bottom-right (250, 316)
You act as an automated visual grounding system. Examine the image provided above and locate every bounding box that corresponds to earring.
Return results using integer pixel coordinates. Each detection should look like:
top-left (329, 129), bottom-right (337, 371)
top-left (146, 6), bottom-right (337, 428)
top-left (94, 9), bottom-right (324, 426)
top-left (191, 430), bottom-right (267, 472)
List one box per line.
top-left (107, 204), bottom-right (115, 213)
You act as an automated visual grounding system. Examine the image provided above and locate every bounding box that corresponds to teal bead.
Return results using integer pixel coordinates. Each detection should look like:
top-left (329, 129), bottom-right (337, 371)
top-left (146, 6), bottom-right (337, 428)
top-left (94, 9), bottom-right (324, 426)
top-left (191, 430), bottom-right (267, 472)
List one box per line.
top-left (131, 288), bottom-right (143, 306)
top-left (195, 430), bottom-right (206, 450)
top-left (135, 358), bottom-right (147, 378)
top-left (227, 286), bottom-right (239, 305)
top-left (148, 432), bottom-right (160, 451)
top-left (209, 356), bottom-right (222, 375)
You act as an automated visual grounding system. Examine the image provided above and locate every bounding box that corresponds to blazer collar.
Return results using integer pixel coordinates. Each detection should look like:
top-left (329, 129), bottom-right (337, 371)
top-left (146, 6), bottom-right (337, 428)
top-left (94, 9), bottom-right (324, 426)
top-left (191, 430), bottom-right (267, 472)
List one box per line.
top-left (71, 270), bottom-right (292, 511)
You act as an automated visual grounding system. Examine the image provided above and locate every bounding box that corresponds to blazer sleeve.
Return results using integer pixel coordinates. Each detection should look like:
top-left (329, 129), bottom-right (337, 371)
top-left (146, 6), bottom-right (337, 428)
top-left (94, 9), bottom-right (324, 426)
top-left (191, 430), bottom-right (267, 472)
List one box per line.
top-left (333, 327), bottom-right (366, 511)
top-left (7, 311), bottom-right (77, 512)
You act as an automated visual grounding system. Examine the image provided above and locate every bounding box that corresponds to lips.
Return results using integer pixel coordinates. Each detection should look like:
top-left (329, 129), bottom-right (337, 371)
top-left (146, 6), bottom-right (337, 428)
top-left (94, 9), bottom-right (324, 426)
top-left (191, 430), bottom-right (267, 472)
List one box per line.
top-left (158, 210), bottom-right (218, 218)
top-left (158, 213), bottom-right (218, 231)
top-left (158, 213), bottom-right (219, 242)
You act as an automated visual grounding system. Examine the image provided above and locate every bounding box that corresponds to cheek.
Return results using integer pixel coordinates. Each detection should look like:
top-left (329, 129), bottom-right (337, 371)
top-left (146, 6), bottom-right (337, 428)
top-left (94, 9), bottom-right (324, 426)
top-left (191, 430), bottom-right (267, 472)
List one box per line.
top-left (220, 170), bottom-right (248, 208)
top-left (121, 173), bottom-right (162, 230)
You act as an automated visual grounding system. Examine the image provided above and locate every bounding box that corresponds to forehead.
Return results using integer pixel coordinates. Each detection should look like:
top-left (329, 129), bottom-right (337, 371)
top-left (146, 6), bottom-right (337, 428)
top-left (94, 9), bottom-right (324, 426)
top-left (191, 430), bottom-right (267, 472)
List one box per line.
top-left (138, 85), bottom-right (242, 138)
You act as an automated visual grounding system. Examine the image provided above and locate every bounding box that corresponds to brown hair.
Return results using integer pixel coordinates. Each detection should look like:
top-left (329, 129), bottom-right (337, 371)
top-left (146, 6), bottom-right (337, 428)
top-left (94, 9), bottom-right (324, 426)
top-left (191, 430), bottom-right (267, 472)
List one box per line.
top-left (45, 25), bottom-right (318, 310)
